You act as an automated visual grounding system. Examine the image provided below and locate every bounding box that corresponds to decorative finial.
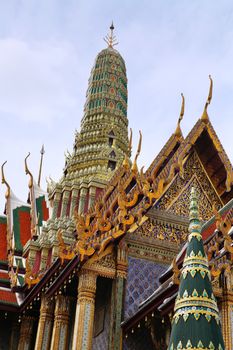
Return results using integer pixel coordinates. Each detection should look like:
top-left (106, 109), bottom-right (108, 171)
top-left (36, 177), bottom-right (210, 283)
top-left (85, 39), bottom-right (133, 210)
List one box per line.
top-left (25, 152), bottom-right (33, 189)
top-left (104, 22), bottom-right (118, 48)
top-left (174, 93), bottom-right (185, 137)
top-left (38, 144), bottom-right (45, 187)
top-left (131, 130), bottom-right (142, 173)
top-left (201, 75), bottom-right (213, 122)
top-left (1, 161), bottom-right (10, 199)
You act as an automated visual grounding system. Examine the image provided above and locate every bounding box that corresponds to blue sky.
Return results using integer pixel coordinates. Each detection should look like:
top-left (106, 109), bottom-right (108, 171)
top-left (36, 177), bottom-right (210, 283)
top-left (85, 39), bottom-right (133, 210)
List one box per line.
top-left (0, 1), bottom-right (233, 211)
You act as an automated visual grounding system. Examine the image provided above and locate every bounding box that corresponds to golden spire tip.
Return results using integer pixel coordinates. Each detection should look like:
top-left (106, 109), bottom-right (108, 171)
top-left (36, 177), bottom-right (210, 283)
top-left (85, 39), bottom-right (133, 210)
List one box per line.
top-left (104, 22), bottom-right (118, 48)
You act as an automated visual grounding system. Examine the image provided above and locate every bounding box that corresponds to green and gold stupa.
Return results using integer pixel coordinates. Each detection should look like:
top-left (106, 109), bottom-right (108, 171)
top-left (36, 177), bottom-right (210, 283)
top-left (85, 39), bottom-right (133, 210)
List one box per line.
top-left (168, 187), bottom-right (225, 350)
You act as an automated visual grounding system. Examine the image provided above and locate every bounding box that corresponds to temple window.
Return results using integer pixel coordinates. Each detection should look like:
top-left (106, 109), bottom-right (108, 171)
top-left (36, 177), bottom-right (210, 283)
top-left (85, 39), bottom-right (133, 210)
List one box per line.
top-left (108, 131), bottom-right (115, 146)
top-left (109, 150), bottom-right (116, 158)
top-left (108, 160), bottom-right (116, 170)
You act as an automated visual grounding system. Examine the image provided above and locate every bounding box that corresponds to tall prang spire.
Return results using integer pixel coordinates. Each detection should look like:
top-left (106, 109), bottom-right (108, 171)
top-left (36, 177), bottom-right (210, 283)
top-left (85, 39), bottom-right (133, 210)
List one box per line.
top-left (62, 24), bottom-right (129, 184)
top-left (49, 25), bottom-right (130, 219)
top-left (168, 187), bottom-right (225, 350)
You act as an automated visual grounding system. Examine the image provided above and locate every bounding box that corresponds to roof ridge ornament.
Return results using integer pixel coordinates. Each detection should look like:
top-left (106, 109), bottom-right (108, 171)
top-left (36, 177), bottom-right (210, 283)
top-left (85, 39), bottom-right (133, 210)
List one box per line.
top-left (201, 75), bottom-right (213, 123)
top-left (1, 161), bottom-right (10, 199)
top-left (131, 130), bottom-right (142, 173)
top-left (174, 93), bottom-right (185, 138)
top-left (25, 152), bottom-right (33, 189)
top-left (104, 22), bottom-right (118, 48)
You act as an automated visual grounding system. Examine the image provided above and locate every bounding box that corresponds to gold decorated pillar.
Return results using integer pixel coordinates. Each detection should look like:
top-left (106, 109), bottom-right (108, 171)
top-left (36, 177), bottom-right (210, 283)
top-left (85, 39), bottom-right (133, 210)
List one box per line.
top-left (61, 190), bottom-right (70, 217)
top-left (18, 316), bottom-right (35, 350)
top-left (50, 295), bottom-right (71, 350)
top-left (78, 187), bottom-right (87, 214)
top-left (110, 241), bottom-right (128, 350)
top-left (34, 295), bottom-right (54, 350)
top-left (88, 186), bottom-right (96, 210)
top-left (70, 188), bottom-right (79, 215)
top-left (72, 270), bottom-right (97, 350)
top-left (218, 290), bottom-right (233, 348)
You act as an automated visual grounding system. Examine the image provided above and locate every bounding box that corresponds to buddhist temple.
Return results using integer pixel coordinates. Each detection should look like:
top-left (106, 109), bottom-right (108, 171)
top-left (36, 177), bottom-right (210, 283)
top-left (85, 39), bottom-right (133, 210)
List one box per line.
top-left (0, 24), bottom-right (233, 350)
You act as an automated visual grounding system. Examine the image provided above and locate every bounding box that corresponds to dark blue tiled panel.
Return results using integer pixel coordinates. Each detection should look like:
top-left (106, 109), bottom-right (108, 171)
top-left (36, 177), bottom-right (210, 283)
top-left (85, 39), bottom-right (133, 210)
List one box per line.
top-left (124, 256), bottom-right (167, 320)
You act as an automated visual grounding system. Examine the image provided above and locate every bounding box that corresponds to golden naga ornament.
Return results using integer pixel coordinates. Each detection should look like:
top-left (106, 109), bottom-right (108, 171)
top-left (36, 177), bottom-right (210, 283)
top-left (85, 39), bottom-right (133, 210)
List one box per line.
top-left (57, 229), bottom-right (75, 265)
top-left (24, 258), bottom-right (41, 288)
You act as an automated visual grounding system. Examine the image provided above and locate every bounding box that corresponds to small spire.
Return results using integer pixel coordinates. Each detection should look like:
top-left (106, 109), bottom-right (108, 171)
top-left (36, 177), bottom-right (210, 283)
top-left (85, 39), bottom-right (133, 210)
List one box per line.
top-left (174, 93), bottom-right (185, 138)
top-left (168, 186), bottom-right (225, 350)
top-left (38, 144), bottom-right (45, 187)
top-left (201, 75), bottom-right (213, 122)
top-left (104, 22), bottom-right (118, 48)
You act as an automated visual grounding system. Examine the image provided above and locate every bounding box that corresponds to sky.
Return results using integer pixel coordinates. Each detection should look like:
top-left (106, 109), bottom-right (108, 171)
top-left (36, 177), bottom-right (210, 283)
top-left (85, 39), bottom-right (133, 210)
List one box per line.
top-left (0, 0), bottom-right (233, 211)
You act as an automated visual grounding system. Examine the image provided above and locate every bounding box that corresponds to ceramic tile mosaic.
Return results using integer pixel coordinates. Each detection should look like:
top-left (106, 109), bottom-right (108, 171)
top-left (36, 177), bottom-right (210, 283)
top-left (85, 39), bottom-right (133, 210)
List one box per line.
top-left (124, 256), bottom-right (167, 320)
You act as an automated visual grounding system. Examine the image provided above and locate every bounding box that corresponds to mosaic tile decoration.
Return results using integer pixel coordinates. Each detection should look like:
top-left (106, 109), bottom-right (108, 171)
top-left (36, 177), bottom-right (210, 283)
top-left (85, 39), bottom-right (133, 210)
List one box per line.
top-left (124, 256), bottom-right (167, 320)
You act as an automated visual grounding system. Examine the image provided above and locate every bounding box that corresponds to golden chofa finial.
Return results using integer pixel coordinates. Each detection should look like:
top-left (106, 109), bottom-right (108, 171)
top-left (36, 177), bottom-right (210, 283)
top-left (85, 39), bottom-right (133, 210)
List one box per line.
top-left (131, 130), bottom-right (142, 173)
top-left (1, 161), bottom-right (11, 199)
top-left (104, 22), bottom-right (118, 48)
top-left (201, 75), bottom-right (213, 123)
top-left (174, 93), bottom-right (185, 138)
top-left (25, 152), bottom-right (33, 189)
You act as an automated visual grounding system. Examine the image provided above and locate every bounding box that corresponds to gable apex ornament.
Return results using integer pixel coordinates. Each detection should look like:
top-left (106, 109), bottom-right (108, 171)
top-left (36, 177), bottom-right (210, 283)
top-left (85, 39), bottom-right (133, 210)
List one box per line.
top-left (174, 93), bottom-right (185, 138)
top-left (201, 75), bottom-right (213, 122)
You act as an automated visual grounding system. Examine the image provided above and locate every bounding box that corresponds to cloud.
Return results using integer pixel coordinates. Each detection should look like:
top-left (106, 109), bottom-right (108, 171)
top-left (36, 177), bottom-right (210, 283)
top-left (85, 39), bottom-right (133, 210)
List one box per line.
top-left (0, 38), bottom-right (78, 124)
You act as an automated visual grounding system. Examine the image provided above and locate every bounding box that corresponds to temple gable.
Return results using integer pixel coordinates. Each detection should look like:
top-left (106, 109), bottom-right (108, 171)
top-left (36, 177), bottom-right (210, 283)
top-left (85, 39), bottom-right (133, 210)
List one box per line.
top-left (157, 150), bottom-right (223, 221)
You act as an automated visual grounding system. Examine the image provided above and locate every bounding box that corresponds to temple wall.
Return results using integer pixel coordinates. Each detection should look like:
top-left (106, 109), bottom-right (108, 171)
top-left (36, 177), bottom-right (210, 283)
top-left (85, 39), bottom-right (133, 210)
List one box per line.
top-left (124, 256), bottom-right (167, 320)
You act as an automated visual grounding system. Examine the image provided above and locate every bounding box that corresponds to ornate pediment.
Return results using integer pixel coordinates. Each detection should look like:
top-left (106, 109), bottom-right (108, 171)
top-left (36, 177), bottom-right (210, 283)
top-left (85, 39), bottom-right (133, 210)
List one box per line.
top-left (157, 150), bottom-right (223, 221)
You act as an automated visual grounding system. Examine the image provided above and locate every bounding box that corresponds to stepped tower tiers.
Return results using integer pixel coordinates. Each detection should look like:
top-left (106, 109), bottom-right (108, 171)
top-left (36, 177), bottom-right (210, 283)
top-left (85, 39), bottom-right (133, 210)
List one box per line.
top-left (48, 24), bottom-right (130, 219)
top-left (168, 188), bottom-right (225, 350)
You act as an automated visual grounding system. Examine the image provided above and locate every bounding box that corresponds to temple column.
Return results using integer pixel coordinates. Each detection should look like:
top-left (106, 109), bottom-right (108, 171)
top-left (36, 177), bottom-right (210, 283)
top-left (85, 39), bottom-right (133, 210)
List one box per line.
top-left (70, 189), bottom-right (79, 215)
top-left (18, 316), bottom-right (35, 350)
top-left (219, 290), bottom-right (233, 348)
top-left (72, 270), bottom-right (97, 350)
top-left (52, 191), bottom-right (62, 219)
top-left (34, 295), bottom-right (54, 350)
top-left (109, 241), bottom-right (128, 350)
top-left (61, 190), bottom-right (70, 217)
top-left (50, 295), bottom-right (71, 350)
top-left (88, 186), bottom-right (96, 210)
top-left (78, 187), bottom-right (87, 214)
